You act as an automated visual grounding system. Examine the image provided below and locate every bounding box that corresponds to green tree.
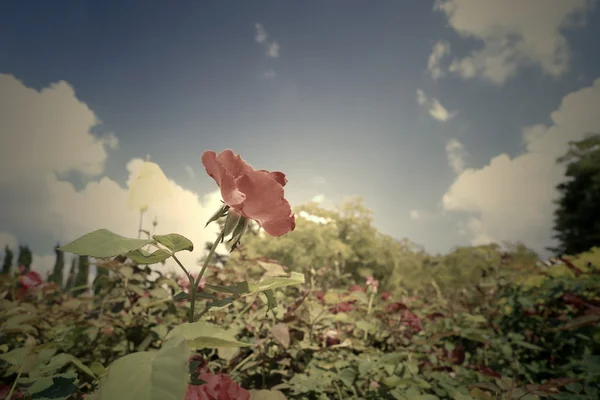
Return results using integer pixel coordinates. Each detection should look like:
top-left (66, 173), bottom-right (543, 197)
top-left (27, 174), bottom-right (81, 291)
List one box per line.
top-left (65, 257), bottom-right (78, 291)
top-left (223, 198), bottom-right (425, 291)
top-left (49, 243), bottom-right (65, 288)
top-left (549, 134), bottom-right (600, 256)
top-left (74, 255), bottom-right (90, 295)
top-left (2, 245), bottom-right (13, 274)
top-left (16, 245), bottom-right (33, 272)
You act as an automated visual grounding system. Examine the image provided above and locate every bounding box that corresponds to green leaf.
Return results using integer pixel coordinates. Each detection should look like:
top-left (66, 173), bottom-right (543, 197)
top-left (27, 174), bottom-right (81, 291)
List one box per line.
top-left (153, 234), bottom-right (194, 253)
top-left (556, 313), bottom-right (600, 331)
top-left (356, 320), bottom-right (376, 333)
top-left (207, 297), bottom-right (235, 309)
top-left (172, 291), bottom-right (188, 301)
top-left (165, 321), bottom-right (250, 350)
top-left (338, 368), bottom-right (357, 388)
top-left (0, 347), bottom-right (32, 366)
top-left (205, 204), bottom-right (229, 228)
top-left (59, 229), bottom-right (153, 258)
top-left (511, 340), bottom-right (544, 351)
top-left (263, 290), bottom-right (277, 312)
top-left (126, 249), bottom-right (172, 264)
top-left (151, 325), bottom-right (169, 340)
top-left (205, 281), bottom-right (251, 295)
top-left (30, 373), bottom-right (78, 400)
top-left (249, 272), bottom-right (305, 293)
top-left (38, 353), bottom-right (96, 379)
top-left (98, 337), bottom-right (190, 400)
top-left (249, 389), bottom-right (288, 400)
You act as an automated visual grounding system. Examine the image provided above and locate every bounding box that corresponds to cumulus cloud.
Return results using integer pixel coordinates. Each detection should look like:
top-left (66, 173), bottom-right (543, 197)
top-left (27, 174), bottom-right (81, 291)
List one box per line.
top-left (102, 133), bottom-right (119, 150)
top-left (254, 23), bottom-right (280, 59)
top-left (445, 138), bottom-right (468, 174)
top-left (0, 74), bottom-right (110, 183)
top-left (267, 42), bottom-right (280, 58)
top-left (427, 41), bottom-right (450, 79)
top-left (416, 89), bottom-right (456, 122)
top-left (442, 78), bottom-right (600, 256)
top-left (434, 0), bottom-right (596, 84)
top-left (0, 74), bottom-right (227, 278)
top-left (429, 99), bottom-right (456, 122)
top-left (298, 210), bottom-right (331, 225)
top-left (254, 23), bottom-right (268, 43)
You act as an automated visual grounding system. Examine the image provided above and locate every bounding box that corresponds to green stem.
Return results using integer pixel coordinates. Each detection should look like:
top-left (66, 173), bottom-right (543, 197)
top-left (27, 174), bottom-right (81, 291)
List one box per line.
top-left (186, 232), bottom-right (224, 323)
top-left (7, 358), bottom-right (25, 399)
top-left (233, 293), bottom-right (259, 322)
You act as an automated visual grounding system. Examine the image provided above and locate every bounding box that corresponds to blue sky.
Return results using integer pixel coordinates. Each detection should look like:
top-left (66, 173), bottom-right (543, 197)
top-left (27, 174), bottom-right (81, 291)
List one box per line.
top-left (1, 0), bottom-right (600, 275)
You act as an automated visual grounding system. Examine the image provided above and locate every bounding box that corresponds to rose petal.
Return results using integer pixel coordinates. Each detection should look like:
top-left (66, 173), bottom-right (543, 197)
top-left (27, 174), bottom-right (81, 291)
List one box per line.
top-left (202, 151), bottom-right (246, 207)
top-left (258, 170), bottom-right (288, 187)
top-left (216, 150), bottom-right (254, 179)
top-left (234, 170), bottom-right (295, 236)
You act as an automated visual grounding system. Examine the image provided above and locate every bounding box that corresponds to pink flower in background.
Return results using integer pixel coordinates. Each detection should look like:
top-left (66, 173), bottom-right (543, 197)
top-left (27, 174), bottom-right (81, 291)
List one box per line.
top-left (18, 270), bottom-right (43, 289)
top-left (349, 285), bottom-right (366, 294)
top-left (185, 373), bottom-right (250, 400)
top-left (365, 276), bottom-right (379, 290)
top-left (201, 150), bottom-right (295, 236)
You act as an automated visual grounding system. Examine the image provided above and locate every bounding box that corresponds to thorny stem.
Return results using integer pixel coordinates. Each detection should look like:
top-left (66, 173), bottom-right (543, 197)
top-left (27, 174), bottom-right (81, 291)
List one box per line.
top-left (183, 231), bottom-right (224, 323)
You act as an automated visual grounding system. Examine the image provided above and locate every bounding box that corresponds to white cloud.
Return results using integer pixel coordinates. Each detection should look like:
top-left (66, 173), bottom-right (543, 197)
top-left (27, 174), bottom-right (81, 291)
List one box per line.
top-left (298, 210), bottom-right (331, 225)
top-left (427, 41), bottom-right (450, 79)
top-left (267, 42), bottom-right (280, 58)
top-left (254, 23), bottom-right (280, 59)
top-left (264, 69), bottom-right (277, 79)
top-left (185, 165), bottom-right (196, 179)
top-left (311, 194), bottom-right (325, 204)
top-left (445, 138), bottom-right (467, 174)
top-left (442, 78), bottom-right (600, 256)
top-left (102, 133), bottom-right (119, 150)
top-left (416, 89), bottom-right (456, 122)
top-left (409, 210), bottom-right (421, 220)
top-left (0, 74), bottom-right (110, 183)
top-left (434, 0), bottom-right (596, 84)
top-left (254, 23), bottom-right (268, 43)
top-left (429, 99), bottom-right (456, 122)
top-left (0, 74), bottom-right (228, 278)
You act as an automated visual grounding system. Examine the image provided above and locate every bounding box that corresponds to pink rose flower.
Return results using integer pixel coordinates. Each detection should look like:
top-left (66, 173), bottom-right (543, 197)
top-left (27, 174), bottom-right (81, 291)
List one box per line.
top-left (185, 373), bottom-right (250, 400)
top-left (365, 276), bottom-right (378, 289)
top-left (201, 150), bottom-right (295, 236)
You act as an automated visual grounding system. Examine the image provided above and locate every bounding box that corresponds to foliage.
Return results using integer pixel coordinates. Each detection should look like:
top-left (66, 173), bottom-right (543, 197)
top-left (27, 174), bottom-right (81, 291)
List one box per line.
top-left (550, 133), bottom-right (600, 256)
top-left (16, 245), bottom-right (33, 273)
top-left (1, 234), bottom-right (598, 399)
top-left (49, 244), bottom-right (65, 287)
top-left (2, 245), bottom-right (13, 275)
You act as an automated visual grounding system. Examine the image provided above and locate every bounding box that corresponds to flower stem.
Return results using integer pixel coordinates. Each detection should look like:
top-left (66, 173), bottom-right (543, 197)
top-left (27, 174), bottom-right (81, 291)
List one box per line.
top-left (187, 232), bottom-right (224, 323)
